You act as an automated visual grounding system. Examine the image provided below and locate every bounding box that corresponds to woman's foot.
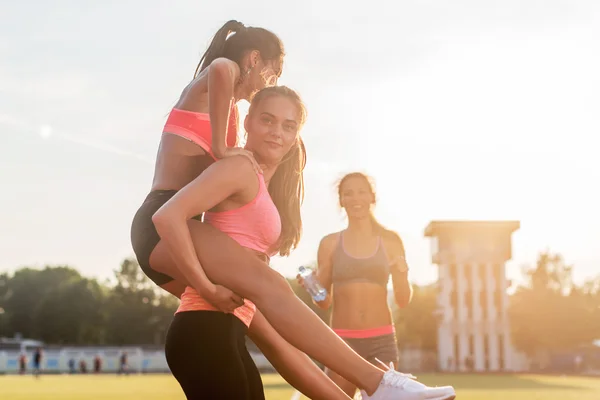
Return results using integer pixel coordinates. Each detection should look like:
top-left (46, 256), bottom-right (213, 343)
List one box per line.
top-left (361, 362), bottom-right (456, 400)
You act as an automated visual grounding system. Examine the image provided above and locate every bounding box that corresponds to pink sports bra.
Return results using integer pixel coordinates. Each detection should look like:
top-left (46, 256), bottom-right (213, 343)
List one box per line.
top-left (163, 103), bottom-right (238, 158)
top-left (176, 172), bottom-right (282, 327)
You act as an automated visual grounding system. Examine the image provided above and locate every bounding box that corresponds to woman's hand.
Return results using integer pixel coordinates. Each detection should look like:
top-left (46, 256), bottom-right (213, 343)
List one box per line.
top-left (296, 274), bottom-right (306, 290)
top-left (202, 284), bottom-right (245, 313)
top-left (218, 147), bottom-right (262, 174)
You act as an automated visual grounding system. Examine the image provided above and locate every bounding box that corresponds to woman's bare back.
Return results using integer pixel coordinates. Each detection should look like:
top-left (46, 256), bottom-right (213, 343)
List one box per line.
top-left (151, 71), bottom-right (213, 192)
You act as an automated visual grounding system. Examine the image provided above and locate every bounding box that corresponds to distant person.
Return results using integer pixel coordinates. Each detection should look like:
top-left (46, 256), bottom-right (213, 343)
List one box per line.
top-left (18, 352), bottom-right (26, 374)
top-left (79, 359), bottom-right (87, 374)
top-left (68, 358), bottom-right (76, 374)
top-left (118, 352), bottom-right (128, 375)
top-left (32, 347), bottom-right (43, 378)
top-left (94, 354), bottom-right (102, 374)
top-left (298, 172), bottom-right (417, 398)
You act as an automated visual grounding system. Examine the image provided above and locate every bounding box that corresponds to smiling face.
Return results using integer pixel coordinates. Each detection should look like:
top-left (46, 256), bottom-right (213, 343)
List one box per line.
top-left (338, 174), bottom-right (376, 220)
top-left (244, 93), bottom-right (301, 166)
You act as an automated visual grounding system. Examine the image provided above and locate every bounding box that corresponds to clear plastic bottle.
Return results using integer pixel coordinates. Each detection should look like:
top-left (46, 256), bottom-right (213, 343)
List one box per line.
top-left (298, 265), bottom-right (328, 302)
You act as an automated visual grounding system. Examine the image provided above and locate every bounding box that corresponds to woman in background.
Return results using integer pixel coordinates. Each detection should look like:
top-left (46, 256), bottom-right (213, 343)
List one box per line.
top-left (299, 173), bottom-right (427, 399)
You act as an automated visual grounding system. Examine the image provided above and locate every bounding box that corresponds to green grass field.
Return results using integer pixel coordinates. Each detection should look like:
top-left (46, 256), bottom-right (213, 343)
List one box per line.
top-left (0, 373), bottom-right (599, 399)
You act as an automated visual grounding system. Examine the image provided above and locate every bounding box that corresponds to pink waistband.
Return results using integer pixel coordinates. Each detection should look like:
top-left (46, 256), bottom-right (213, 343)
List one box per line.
top-left (176, 287), bottom-right (256, 328)
top-left (333, 325), bottom-right (395, 339)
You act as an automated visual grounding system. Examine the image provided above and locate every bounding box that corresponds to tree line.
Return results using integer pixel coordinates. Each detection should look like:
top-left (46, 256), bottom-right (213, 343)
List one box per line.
top-left (0, 251), bottom-right (598, 359)
top-left (0, 259), bottom-right (178, 345)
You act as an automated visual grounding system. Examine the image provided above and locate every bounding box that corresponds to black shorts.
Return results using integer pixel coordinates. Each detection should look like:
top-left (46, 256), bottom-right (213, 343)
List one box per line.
top-left (165, 311), bottom-right (265, 400)
top-left (130, 190), bottom-right (178, 286)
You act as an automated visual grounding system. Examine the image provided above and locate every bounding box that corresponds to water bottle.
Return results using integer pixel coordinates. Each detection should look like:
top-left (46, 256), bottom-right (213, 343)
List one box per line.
top-left (298, 266), bottom-right (328, 302)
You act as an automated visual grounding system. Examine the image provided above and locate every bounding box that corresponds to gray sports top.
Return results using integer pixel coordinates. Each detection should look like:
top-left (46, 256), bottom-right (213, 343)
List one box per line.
top-left (331, 232), bottom-right (390, 288)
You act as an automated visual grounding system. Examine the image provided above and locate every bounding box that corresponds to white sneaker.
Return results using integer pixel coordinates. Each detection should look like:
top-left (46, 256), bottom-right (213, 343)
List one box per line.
top-left (360, 362), bottom-right (456, 400)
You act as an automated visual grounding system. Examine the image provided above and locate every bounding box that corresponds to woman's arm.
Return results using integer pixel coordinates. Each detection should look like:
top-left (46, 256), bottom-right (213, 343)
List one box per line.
top-left (313, 234), bottom-right (337, 310)
top-left (207, 58), bottom-right (239, 158)
top-left (247, 310), bottom-right (351, 400)
top-left (387, 234), bottom-right (413, 308)
top-left (152, 155), bottom-right (255, 310)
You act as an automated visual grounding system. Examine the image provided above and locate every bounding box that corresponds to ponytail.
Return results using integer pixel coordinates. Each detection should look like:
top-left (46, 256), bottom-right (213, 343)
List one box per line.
top-left (194, 20), bottom-right (245, 78)
top-left (193, 21), bottom-right (284, 79)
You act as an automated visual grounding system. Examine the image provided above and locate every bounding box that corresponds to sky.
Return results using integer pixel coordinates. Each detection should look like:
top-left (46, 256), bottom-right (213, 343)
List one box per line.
top-left (1, 0), bottom-right (599, 287)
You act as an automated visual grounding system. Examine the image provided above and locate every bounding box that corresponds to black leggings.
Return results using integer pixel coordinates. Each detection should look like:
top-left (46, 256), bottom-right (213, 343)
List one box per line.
top-left (165, 311), bottom-right (265, 400)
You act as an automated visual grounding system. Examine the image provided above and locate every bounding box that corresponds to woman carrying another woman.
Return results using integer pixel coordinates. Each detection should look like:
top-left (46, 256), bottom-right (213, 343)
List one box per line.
top-left (165, 86), bottom-right (355, 399)
top-left (299, 172), bottom-right (416, 398)
top-left (132, 19), bottom-right (455, 400)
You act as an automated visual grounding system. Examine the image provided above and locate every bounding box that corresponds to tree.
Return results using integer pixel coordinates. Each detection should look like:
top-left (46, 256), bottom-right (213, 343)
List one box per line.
top-left (0, 273), bottom-right (9, 337)
top-left (527, 252), bottom-right (573, 294)
top-left (113, 258), bottom-right (156, 293)
top-left (0, 261), bottom-right (178, 346)
top-left (393, 284), bottom-right (439, 351)
top-left (105, 258), bottom-right (177, 345)
top-left (575, 275), bottom-right (600, 345)
top-left (1, 266), bottom-right (82, 338)
top-left (509, 251), bottom-right (599, 365)
top-left (33, 278), bottom-right (107, 344)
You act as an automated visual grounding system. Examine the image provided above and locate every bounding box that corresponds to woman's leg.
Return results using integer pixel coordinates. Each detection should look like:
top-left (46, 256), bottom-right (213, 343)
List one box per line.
top-left (151, 220), bottom-right (384, 395)
top-left (325, 335), bottom-right (400, 398)
top-left (235, 318), bottom-right (266, 400)
top-left (165, 311), bottom-right (254, 399)
top-left (160, 280), bottom-right (186, 299)
top-left (325, 368), bottom-right (358, 398)
top-left (247, 310), bottom-right (352, 400)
